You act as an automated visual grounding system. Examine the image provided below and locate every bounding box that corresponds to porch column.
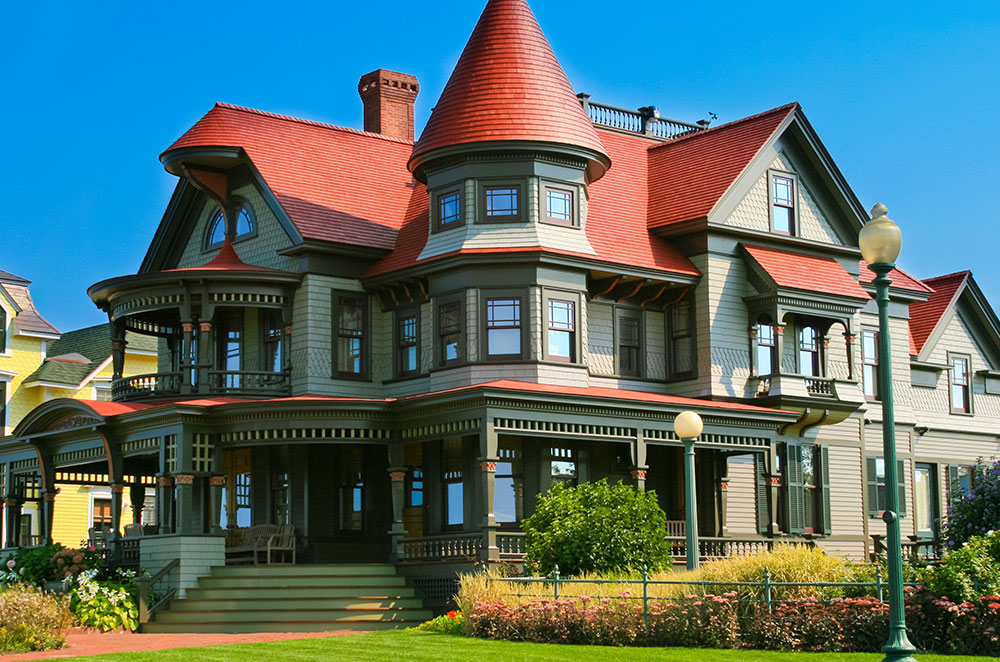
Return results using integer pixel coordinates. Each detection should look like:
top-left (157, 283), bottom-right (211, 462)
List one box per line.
top-left (630, 435), bottom-right (648, 490)
top-left (180, 322), bottom-right (195, 395)
top-left (40, 490), bottom-right (56, 546)
top-left (111, 320), bottom-right (127, 380)
top-left (157, 476), bottom-right (174, 534)
top-left (282, 324), bottom-right (293, 374)
top-left (174, 475), bottom-right (195, 534)
top-left (479, 420), bottom-right (499, 562)
top-left (773, 325), bottom-right (786, 375)
top-left (2, 497), bottom-right (19, 548)
top-left (129, 481), bottom-right (146, 525)
top-left (767, 445), bottom-right (782, 535)
top-left (109, 482), bottom-right (124, 538)
top-left (198, 322), bottom-right (212, 392)
top-left (844, 332), bottom-right (857, 381)
top-left (717, 453), bottom-right (729, 537)
top-left (388, 470), bottom-right (407, 562)
top-left (209, 476), bottom-right (224, 534)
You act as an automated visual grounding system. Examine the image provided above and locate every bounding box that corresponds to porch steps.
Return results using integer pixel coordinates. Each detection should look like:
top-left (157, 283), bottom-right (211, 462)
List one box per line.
top-left (142, 564), bottom-right (433, 634)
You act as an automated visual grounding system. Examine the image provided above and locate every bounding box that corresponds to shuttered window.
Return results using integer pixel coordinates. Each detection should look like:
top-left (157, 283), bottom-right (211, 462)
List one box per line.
top-left (866, 457), bottom-right (907, 517)
top-left (754, 453), bottom-right (770, 535)
top-left (779, 444), bottom-right (832, 535)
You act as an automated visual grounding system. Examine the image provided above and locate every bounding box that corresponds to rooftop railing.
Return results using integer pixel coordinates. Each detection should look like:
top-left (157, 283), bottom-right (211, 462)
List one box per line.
top-left (578, 94), bottom-right (706, 140)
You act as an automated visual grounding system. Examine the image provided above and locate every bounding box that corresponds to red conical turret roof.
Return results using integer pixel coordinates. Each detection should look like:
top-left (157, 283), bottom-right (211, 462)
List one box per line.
top-left (409, 0), bottom-right (610, 182)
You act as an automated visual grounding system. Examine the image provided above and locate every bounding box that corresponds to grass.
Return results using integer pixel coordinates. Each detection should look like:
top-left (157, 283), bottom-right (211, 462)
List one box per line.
top-left (60, 630), bottom-right (1000, 662)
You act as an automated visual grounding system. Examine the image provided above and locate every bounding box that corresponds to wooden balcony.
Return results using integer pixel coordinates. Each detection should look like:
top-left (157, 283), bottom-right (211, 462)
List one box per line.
top-left (752, 374), bottom-right (865, 434)
top-left (113, 369), bottom-right (290, 402)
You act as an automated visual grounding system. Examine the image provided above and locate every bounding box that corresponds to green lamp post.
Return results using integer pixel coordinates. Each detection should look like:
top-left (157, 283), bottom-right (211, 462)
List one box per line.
top-left (674, 410), bottom-right (704, 571)
top-left (858, 203), bottom-right (917, 662)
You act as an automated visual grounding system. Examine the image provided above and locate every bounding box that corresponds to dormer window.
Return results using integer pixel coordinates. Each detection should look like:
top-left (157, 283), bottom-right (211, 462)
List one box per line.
top-left (544, 186), bottom-right (574, 227)
top-left (770, 172), bottom-right (796, 235)
top-left (435, 190), bottom-right (462, 231)
top-left (757, 322), bottom-right (775, 376)
top-left (205, 201), bottom-right (256, 250)
top-left (798, 326), bottom-right (820, 376)
top-left (484, 186), bottom-right (521, 222)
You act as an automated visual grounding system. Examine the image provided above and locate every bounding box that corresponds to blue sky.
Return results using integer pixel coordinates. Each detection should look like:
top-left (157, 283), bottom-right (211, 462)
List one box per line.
top-left (2, 0), bottom-right (998, 331)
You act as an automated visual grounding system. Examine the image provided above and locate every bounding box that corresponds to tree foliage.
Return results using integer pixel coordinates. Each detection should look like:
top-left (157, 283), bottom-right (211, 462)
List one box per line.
top-left (945, 457), bottom-right (1000, 548)
top-left (522, 479), bottom-right (669, 576)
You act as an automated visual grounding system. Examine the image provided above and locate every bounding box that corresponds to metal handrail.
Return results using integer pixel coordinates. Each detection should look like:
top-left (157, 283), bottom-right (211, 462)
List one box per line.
top-left (136, 558), bottom-right (180, 625)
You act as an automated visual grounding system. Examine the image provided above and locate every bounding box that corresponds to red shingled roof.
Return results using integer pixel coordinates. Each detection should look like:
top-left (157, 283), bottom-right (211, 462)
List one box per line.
top-left (743, 244), bottom-right (870, 300)
top-left (647, 104), bottom-right (797, 230)
top-left (909, 271), bottom-right (969, 356)
top-left (409, 0), bottom-right (610, 182)
top-left (366, 127), bottom-right (700, 278)
top-left (164, 103), bottom-right (425, 251)
top-left (858, 260), bottom-right (933, 294)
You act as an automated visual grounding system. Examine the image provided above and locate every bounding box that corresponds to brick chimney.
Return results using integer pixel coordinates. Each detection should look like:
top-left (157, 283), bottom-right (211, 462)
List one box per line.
top-left (358, 69), bottom-right (420, 141)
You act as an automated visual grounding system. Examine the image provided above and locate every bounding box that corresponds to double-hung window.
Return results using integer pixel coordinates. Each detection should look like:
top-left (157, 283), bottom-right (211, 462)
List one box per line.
top-left (261, 309), bottom-right (284, 374)
top-left (486, 297), bottom-right (522, 358)
top-left (438, 302), bottom-right (462, 365)
top-left (862, 329), bottom-right (879, 400)
top-left (866, 456), bottom-right (907, 517)
top-left (948, 464), bottom-right (974, 506)
top-left (950, 354), bottom-right (971, 413)
top-left (756, 323), bottom-right (775, 376)
top-left (397, 310), bottom-right (419, 376)
top-left (770, 172), bottom-right (796, 235)
top-left (442, 438), bottom-right (464, 530)
top-left (668, 299), bottom-right (694, 379)
top-left (617, 313), bottom-right (641, 377)
top-left (798, 326), bottom-right (820, 376)
top-left (334, 293), bottom-right (367, 379)
top-left (547, 299), bottom-right (575, 362)
top-left (779, 444), bottom-right (831, 535)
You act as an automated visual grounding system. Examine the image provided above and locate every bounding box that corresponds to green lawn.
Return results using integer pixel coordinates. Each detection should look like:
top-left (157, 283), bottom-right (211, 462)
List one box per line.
top-left (61, 631), bottom-right (997, 662)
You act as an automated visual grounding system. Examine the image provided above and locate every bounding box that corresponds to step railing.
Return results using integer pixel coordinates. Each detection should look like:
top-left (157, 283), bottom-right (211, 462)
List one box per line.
top-left (136, 558), bottom-right (179, 627)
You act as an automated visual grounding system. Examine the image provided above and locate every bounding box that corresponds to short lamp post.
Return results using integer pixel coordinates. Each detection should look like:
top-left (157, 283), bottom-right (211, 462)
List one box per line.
top-left (674, 410), bottom-right (704, 571)
top-left (858, 203), bottom-right (917, 662)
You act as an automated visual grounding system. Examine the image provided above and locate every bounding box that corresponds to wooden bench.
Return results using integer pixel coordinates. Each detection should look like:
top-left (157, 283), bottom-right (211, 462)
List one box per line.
top-left (225, 524), bottom-right (295, 565)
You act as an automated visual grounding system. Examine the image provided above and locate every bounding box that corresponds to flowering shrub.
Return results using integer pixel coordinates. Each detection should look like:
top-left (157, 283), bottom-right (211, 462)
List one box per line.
top-left (70, 569), bottom-right (139, 631)
top-left (917, 530), bottom-right (1000, 602)
top-left (50, 546), bottom-right (102, 581)
top-left (643, 593), bottom-right (739, 648)
top-left (1, 544), bottom-right (64, 586)
top-left (0, 584), bottom-right (73, 653)
top-left (740, 597), bottom-right (888, 652)
top-left (945, 456), bottom-right (1000, 547)
top-left (0, 624), bottom-right (65, 653)
top-left (417, 609), bottom-right (466, 635)
top-left (906, 588), bottom-right (1000, 656)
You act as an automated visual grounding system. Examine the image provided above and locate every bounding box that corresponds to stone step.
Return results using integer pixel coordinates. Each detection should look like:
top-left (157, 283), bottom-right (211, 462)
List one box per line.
top-left (209, 564), bottom-right (398, 577)
top-left (196, 574), bottom-right (408, 589)
top-left (154, 607), bottom-right (433, 624)
top-left (142, 619), bottom-right (417, 634)
top-left (170, 596), bottom-right (426, 611)
top-left (184, 586), bottom-right (417, 601)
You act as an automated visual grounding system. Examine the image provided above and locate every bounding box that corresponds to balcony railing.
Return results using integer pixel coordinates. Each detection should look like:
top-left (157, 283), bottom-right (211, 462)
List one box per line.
top-left (805, 378), bottom-right (835, 397)
top-left (113, 369), bottom-right (289, 401)
top-left (580, 95), bottom-right (706, 140)
top-left (112, 372), bottom-right (182, 401)
top-left (403, 532), bottom-right (484, 562)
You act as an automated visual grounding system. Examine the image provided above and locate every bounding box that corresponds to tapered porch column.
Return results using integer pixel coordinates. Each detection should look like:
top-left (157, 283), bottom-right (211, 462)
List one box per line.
top-left (479, 420), bottom-right (499, 562)
top-left (2, 497), bottom-right (20, 548)
top-left (388, 470), bottom-right (407, 562)
top-left (630, 435), bottom-right (648, 490)
top-left (209, 476), bottom-right (224, 534)
top-left (129, 482), bottom-right (146, 525)
top-left (173, 475), bottom-right (195, 534)
top-left (157, 476), bottom-right (174, 534)
top-left (40, 490), bottom-right (56, 546)
top-left (768, 445), bottom-right (782, 535)
top-left (180, 322), bottom-right (195, 394)
top-left (198, 322), bottom-right (212, 391)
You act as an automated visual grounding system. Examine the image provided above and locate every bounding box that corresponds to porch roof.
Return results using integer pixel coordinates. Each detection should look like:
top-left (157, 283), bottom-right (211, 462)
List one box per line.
top-left (742, 244), bottom-right (870, 301)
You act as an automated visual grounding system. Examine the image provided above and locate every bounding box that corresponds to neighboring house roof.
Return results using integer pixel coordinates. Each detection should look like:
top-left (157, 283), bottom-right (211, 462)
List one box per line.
top-left (647, 103), bottom-right (798, 230)
top-left (909, 271), bottom-right (970, 356)
top-left (409, 0), bottom-right (609, 182)
top-left (163, 103), bottom-right (424, 251)
top-left (742, 244), bottom-right (870, 300)
top-left (0, 272), bottom-right (60, 336)
top-left (858, 260), bottom-right (933, 294)
top-left (365, 127), bottom-right (700, 278)
top-left (23, 324), bottom-right (156, 388)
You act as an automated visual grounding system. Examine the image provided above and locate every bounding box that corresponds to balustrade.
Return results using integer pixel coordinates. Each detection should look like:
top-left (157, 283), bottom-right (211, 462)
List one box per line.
top-left (112, 372), bottom-right (182, 401)
top-left (582, 99), bottom-right (704, 140)
top-left (112, 369), bottom-right (289, 401)
top-left (402, 532), bottom-right (484, 562)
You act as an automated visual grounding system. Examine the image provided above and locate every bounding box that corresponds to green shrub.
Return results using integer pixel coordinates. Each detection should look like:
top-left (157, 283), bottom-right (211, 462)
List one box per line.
top-left (522, 479), bottom-right (669, 576)
top-left (70, 570), bottom-right (139, 631)
top-left (417, 609), bottom-right (465, 635)
top-left (1, 544), bottom-right (64, 586)
top-left (916, 530), bottom-right (1000, 602)
top-left (49, 546), bottom-right (103, 581)
top-left (944, 457), bottom-right (1000, 547)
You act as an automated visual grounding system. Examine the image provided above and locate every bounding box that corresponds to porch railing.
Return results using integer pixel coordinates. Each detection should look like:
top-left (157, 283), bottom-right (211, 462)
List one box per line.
top-left (136, 558), bottom-right (180, 628)
top-left (113, 372), bottom-right (182, 400)
top-left (403, 532), bottom-right (484, 562)
top-left (805, 377), bottom-right (835, 397)
top-left (207, 370), bottom-right (290, 396)
top-left (665, 520), bottom-right (686, 537)
top-left (580, 96), bottom-right (705, 140)
top-left (118, 536), bottom-right (141, 572)
top-left (666, 535), bottom-right (815, 562)
top-left (497, 532), bottom-right (526, 559)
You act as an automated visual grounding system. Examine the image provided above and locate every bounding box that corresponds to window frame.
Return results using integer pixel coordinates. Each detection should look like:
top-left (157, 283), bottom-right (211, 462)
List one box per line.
top-left (543, 291), bottom-right (580, 363)
top-left (797, 324), bottom-right (822, 377)
top-left (480, 182), bottom-right (523, 224)
top-left (435, 297), bottom-right (464, 367)
top-left (204, 197), bottom-right (258, 251)
top-left (667, 297), bottom-right (696, 381)
top-left (948, 352), bottom-right (972, 414)
top-left (441, 438), bottom-right (465, 531)
top-left (406, 467), bottom-right (424, 508)
top-left (768, 170), bottom-right (798, 236)
top-left (433, 188), bottom-right (464, 232)
top-left (614, 307), bottom-right (643, 378)
top-left (754, 320), bottom-right (776, 377)
top-left (778, 443), bottom-right (831, 536)
top-left (482, 291), bottom-right (527, 361)
top-left (260, 308), bottom-right (284, 375)
top-left (395, 306), bottom-right (421, 378)
top-left (332, 291), bottom-right (369, 380)
top-left (861, 328), bottom-right (880, 401)
top-left (541, 182), bottom-right (577, 228)
top-left (866, 456), bottom-right (907, 518)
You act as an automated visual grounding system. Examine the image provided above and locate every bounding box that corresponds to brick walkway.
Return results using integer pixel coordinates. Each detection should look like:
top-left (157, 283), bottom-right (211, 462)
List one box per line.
top-left (3, 629), bottom-right (360, 660)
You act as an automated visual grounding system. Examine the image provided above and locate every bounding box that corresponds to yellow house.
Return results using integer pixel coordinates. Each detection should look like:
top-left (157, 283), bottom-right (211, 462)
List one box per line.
top-left (0, 270), bottom-right (158, 547)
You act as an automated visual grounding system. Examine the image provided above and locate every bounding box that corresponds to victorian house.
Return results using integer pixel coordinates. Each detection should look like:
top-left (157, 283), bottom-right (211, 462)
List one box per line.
top-left (1, 0), bottom-right (998, 629)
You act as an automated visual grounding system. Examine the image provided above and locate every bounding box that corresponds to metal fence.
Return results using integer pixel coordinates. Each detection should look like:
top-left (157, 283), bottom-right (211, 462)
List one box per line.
top-left (486, 565), bottom-right (920, 622)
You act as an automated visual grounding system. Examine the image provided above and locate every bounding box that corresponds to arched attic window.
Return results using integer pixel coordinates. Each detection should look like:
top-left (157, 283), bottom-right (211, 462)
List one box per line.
top-left (205, 199), bottom-right (256, 250)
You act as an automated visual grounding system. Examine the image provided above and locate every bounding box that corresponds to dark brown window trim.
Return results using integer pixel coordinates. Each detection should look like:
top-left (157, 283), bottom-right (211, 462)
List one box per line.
top-left (332, 291), bottom-right (369, 381)
top-left (433, 188), bottom-right (464, 233)
top-left (481, 184), bottom-right (523, 223)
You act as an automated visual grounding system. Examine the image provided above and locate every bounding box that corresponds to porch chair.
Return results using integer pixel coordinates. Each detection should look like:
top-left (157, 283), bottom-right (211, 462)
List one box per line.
top-left (88, 526), bottom-right (110, 551)
top-left (257, 523), bottom-right (296, 565)
top-left (122, 523), bottom-right (144, 538)
top-left (225, 523), bottom-right (280, 565)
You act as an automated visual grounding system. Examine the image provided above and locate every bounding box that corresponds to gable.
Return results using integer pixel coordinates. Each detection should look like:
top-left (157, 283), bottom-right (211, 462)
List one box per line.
top-left (917, 277), bottom-right (1000, 368)
top-left (175, 181), bottom-right (298, 272)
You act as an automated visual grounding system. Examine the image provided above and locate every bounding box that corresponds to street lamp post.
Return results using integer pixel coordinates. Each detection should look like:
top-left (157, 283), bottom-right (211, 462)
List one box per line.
top-left (674, 411), bottom-right (704, 571)
top-left (859, 203), bottom-right (917, 662)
